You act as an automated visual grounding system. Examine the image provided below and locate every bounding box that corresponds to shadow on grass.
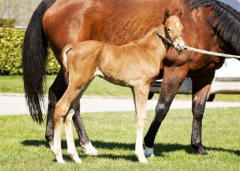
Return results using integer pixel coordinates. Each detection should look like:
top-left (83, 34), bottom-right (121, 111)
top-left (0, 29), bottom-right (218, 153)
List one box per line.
top-left (22, 139), bottom-right (240, 159)
top-left (21, 139), bottom-right (137, 162)
top-left (91, 140), bottom-right (240, 157)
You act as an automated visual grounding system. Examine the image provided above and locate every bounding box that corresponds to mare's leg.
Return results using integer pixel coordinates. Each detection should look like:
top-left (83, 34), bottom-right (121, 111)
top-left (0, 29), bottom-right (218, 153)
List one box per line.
top-left (72, 79), bottom-right (98, 155)
top-left (191, 73), bottom-right (214, 155)
top-left (46, 70), bottom-right (67, 149)
top-left (73, 103), bottom-right (98, 155)
top-left (45, 70), bottom-right (97, 155)
top-left (132, 85), bottom-right (149, 163)
top-left (144, 66), bottom-right (188, 157)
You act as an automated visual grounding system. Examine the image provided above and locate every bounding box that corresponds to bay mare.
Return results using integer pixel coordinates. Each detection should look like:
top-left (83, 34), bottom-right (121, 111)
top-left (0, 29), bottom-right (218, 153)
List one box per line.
top-left (53, 13), bottom-right (185, 163)
top-left (22, 0), bottom-right (240, 160)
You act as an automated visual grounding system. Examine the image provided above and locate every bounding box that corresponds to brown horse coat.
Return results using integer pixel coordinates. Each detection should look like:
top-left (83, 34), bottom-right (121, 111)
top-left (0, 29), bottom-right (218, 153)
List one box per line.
top-left (22, 0), bottom-right (240, 159)
top-left (51, 14), bottom-right (185, 163)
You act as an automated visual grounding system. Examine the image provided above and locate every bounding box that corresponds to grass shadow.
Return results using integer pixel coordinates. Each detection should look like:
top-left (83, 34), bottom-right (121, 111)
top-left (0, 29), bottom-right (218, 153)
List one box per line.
top-left (91, 140), bottom-right (240, 157)
top-left (22, 139), bottom-right (49, 148)
top-left (22, 139), bottom-right (68, 149)
top-left (22, 139), bottom-right (240, 161)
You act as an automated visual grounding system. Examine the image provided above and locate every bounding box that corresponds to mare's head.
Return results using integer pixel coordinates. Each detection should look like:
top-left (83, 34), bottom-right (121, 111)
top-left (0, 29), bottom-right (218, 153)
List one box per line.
top-left (164, 9), bottom-right (186, 53)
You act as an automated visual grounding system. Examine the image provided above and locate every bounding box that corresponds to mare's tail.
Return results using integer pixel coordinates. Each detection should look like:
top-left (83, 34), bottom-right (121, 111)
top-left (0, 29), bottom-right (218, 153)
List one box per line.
top-left (22, 0), bottom-right (56, 124)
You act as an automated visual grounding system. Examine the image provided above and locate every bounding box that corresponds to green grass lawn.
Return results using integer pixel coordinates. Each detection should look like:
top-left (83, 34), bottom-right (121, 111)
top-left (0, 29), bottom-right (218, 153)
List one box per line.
top-left (1, 75), bottom-right (240, 101)
top-left (0, 75), bottom-right (132, 97)
top-left (0, 108), bottom-right (239, 171)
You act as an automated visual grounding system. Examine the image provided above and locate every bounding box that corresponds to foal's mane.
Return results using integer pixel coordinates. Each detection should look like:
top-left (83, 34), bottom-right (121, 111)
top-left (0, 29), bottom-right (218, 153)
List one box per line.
top-left (186, 0), bottom-right (240, 54)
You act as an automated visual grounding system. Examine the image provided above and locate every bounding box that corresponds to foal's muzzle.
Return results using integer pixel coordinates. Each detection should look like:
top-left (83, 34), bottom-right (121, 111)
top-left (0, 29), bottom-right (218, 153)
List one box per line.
top-left (155, 30), bottom-right (186, 54)
top-left (172, 35), bottom-right (186, 54)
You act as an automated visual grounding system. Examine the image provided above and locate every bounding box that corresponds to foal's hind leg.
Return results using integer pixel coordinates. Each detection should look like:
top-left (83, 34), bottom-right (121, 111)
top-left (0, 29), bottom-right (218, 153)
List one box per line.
top-left (45, 69), bottom-right (96, 155)
top-left (53, 79), bottom-right (90, 163)
top-left (132, 85), bottom-right (149, 163)
top-left (53, 75), bottom-right (94, 163)
top-left (53, 87), bottom-right (81, 163)
top-left (65, 109), bottom-right (82, 163)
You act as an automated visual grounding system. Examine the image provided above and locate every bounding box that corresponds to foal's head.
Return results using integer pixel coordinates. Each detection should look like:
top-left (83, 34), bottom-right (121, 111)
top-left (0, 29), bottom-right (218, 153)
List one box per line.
top-left (164, 9), bottom-right (186, 53)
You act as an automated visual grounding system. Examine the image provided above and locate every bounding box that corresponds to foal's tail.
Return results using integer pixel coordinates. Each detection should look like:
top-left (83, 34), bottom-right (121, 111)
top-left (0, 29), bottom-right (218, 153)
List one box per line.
top-left (22, 0), bottom-right (56, 124)
top-left (62, 46), bottom-right (73, 72)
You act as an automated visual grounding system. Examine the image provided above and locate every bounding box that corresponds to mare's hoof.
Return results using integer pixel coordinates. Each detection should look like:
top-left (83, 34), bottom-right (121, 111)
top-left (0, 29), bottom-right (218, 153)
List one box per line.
top-left (82, 141), bottom-right (98, 156)
top-left (198, 148), bottom-right (208, 155)
top-left (145, 146), bottom-right (155, 158)
top-left (85, 147), bottom-right (98, 156)
top-left (192, 145), bottom-right (208, 155)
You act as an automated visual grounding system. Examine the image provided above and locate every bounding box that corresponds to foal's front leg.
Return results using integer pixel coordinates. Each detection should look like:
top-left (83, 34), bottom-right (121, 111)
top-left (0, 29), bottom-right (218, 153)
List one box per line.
top-left (132, 85), bottom-right (149, 163)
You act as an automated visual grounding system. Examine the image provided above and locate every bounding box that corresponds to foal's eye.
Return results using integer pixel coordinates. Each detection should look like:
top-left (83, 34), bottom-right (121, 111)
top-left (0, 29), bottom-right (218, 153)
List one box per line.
top-left (167, 28), bottom-right (172, 32)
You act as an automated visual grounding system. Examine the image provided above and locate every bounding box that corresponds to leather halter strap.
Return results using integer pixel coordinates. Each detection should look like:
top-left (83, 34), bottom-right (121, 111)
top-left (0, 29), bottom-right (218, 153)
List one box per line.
top-left (155, 29), bottom-right (182, 47)
top-left (155, 29), bottom-right (173, 46)
top-left (171, 34), bottom-right (183, 45)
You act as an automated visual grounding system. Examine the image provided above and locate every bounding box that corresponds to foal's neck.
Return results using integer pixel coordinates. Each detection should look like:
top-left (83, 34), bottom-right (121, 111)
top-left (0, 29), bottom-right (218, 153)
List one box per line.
top-left (141, 25), bottom-right (164, 43)
top-left (138, 25), bottom-right (167, 57)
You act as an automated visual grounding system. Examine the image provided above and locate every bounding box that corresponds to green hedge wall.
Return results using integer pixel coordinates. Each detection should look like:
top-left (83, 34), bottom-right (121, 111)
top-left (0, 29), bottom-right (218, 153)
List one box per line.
top-left (0, 18), bottom-right (15, 28)
top-left (0, 27), bottom-right (60, 75)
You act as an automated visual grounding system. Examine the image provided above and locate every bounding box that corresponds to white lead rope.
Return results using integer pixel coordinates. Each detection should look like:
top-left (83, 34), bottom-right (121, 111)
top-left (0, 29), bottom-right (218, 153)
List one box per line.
top-left (185, 45), bottom-right (240, 59)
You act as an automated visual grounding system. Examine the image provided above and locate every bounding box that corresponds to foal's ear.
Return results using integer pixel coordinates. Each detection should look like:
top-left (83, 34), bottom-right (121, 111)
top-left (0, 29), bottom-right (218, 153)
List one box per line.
top-left (164, 9), bottom-right (170, 19)
top-left (175, 9), bottom-right (183, 18)
top-left (163, 9), bottom-right (170, 24)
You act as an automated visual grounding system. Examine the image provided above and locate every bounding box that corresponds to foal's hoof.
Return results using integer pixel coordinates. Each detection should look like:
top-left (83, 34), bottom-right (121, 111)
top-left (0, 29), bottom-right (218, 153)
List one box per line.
top-left (71, 155), bottom-right (82, 164)
top-left (56, 156), bottom-right (65, 164)
top-left (145, 146), bottom-right (155, 158)
top-left (138, 155), bottom-right (148, 164)
top-left (58, 160), bottom-right (65, 164)
top-left (135, 153), bottom-right (148, 164)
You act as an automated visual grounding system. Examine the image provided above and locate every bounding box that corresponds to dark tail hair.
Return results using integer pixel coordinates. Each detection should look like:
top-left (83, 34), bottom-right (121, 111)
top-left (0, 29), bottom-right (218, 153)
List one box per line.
top-left (22, 0), bottom-right (56, 124)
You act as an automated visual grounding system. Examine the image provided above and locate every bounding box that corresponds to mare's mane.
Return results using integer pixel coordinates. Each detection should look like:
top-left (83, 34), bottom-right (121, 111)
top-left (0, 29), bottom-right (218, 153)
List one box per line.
top-left (186, 0), bottom-right (240, 54)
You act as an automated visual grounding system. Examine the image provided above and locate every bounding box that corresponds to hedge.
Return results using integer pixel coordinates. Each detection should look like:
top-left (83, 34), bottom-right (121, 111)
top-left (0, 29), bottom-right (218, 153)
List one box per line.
top-left (0, 27), bottom-right (60, 75)
top-left (0, 18), bottom-right (15, 28)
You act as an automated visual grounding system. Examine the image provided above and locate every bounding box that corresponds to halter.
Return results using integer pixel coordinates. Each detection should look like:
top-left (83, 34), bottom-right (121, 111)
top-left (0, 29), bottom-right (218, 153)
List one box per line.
top-left (155, 29), bottom-right (240, 59)
top-left (155, 29), bottom-right (183, 47)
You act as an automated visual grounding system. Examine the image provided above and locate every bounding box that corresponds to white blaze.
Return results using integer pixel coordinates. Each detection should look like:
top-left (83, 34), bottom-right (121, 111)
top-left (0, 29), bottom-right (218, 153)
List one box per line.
top-left (176, 22), bottom-right (180, 28)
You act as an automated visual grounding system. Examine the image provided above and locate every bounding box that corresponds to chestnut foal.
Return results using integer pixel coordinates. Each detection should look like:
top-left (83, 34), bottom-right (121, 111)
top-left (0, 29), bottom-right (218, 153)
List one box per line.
top-left (53, 13), bottom-right (185, 164)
